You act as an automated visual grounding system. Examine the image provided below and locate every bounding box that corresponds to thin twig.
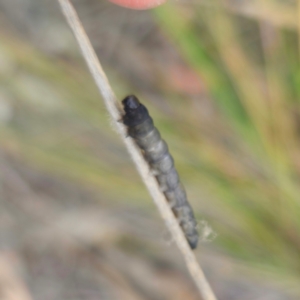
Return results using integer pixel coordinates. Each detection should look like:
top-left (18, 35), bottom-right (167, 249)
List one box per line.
top-left (57, 1), bottom-right (217, 299)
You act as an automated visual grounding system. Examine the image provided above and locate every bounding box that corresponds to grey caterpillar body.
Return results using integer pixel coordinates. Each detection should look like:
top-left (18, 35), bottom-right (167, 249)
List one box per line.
top-left (122, 95), bottom-right (198, 249)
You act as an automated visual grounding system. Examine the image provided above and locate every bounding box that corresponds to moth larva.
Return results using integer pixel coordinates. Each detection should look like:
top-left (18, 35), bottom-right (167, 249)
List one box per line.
top-left (122, 95), bottom-right (198, 249)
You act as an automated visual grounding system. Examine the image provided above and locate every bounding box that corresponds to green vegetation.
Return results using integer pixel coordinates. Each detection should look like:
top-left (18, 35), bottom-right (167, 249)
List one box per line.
top-left (154, 0), bottom-right (300, 287)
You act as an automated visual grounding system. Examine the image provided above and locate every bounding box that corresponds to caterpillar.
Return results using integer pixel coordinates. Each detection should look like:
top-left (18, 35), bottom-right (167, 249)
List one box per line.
top-left (122, 95), bottom-right (198, 249)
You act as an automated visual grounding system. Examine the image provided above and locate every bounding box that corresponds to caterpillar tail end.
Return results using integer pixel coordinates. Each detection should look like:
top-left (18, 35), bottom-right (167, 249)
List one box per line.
top-left (187, 235), bottom-right (198, 250)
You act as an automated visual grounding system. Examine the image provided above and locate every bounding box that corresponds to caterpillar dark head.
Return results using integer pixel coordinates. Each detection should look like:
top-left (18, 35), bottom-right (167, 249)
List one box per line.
top-left (122, 95), bottom-right (140, 111)
top-left (122, 95), bottom-right (151, 127)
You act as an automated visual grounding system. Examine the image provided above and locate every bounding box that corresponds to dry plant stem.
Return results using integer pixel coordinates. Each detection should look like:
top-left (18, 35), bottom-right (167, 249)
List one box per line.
top-left (57, 1), bottom-right (217, 299)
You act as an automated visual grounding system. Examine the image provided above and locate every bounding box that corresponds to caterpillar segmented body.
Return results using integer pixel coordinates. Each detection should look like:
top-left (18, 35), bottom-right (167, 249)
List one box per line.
top-left (122, 95), bottom-right (199, 249)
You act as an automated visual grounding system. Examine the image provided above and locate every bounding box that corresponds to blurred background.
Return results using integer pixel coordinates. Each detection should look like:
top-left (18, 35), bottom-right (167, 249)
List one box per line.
top-left (0, 0), bottom-right (300, 299)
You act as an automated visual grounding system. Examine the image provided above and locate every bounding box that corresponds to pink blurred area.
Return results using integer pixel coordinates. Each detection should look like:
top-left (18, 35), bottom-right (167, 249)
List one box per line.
top-left (109, 0), bottom-right (167, 9)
